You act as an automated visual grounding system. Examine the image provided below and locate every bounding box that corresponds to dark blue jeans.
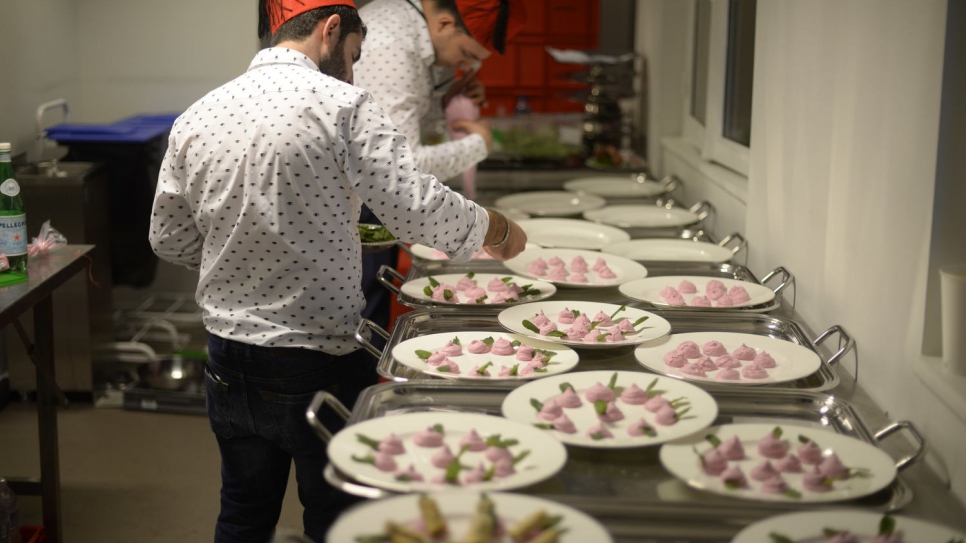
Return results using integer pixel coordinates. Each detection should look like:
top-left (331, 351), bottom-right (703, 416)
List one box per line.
top-left (205, 334), bottom-right (378, 543)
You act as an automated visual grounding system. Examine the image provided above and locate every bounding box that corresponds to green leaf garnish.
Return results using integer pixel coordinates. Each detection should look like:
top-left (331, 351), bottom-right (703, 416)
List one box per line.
top-left (443, 289), bottom-right (454, 300)
top-left (772, 426), bottom-right (783, 438)
top-left (559, 382), bottom-right (574, 393)
top-left (572, 310), bottom-right (580, 317)
top-left (633, 316), bottom-right (650, 327)
top-left (432, 424), bottom-right (444, 435)
top-left (415, 349), bottom-right (433, 360)
top-left (723, 479), bottom-right (744, 490)
top-left (476, 361), bottom-right (493, 375)
top-left (594, 400), bottom-right (608, 415)
top-left (351, 454), bottom-right (375, 465)
top-left (798, 434), bottom-right (813, 444)
top-left (533, 423), bottom-right (554, 430)
top-left (590, 431), bottom-right (606, 441)
top-left (423, 286), bottom-right (433, 297)
top-left (546, 330), bottom-right (567, 338)
top-left (501, 276), bottom-right (513, 283)
top-left (356, 534), bottom-right (390, 543)
top-left (705, 434), bottom-right (722, 447)
top-left (482, 336), bottom-right (495, 346)
top-left (428, 276), bottom-right (440, 287)
top-left (483, 465), bottom-right (496, 481)
top-left (437, 364), bottom-right (454, 373)
top-left (534, 367), bottom-right (548, 373)
top-left (510, 364), bottom-right (519, 376)
top-left (452, 337), bottom-right (461, 345)
top-left (530, 398), bottom-right (544, 412)
top-left (512, 450), bottom-right (530, 465)
top-left (356, 433), bottom-right (381, 450)
top-left (596, 334), bottom-right (608, 342)
top-left (609, 305), bottom-right (627, 319)
top-left (782, 488), bottom-right (802, 499)
top-left (510, 340), bottom-right (522, 347)
top-left (768, 534), bottom-right (794, 543)
top-left (522, 319), bottom-right (540, 333)
top-left (467, 272), bottom-right (475, 279)
top-left (607, 372), bottom-right (619, 390)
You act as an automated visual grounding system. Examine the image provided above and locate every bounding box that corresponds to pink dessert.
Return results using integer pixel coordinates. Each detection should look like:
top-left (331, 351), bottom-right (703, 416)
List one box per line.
top-left (557, 308), bottom-right (575, 324)
top-left (531, 354), bottom-right (549, 368)
top-left (527, 261), bottom-right (548, 277)
top-left (728, 285), bottom-right (751, 304)
top-left (750, 460), bottom-right (780, 481)
top-left (592, 257), bottom-right (608, 272)
top-left (716, 294), bottom-right (736, 307)
top-left (776, 454), bottom-right (803, 473)
top-left (593, 311), bottom-right (614, 327)
top-left (757, 432), bottom-right (789, 459)
top-left (463, 463), bottom-right (488, 484)
top-left (644, 395), bottom-right (670, 413)
top-left (427, 352), bottom-right (448, 366)
top-left (432, 285), bottom-right (459, 303)
top-left (394, 464), bottom-right (424, 482)
top-left (490, 338), bottom-right (515, 356)
top-left (706, 279), bottom-right (727, 296)
top-left (464, 286), bottom-right (487, 300)
top-left (487, 277), bottom-right (509, 292)
top-left (373, 452), bottom-right (398, 472)
top-left (413, 427), bottom-right (444, 448)
top-left (498, 365), bottom-right (513, 378)
top-left (676, 341), bottom-right (702, 358)
top-left (703, 341), bottom-right (728, 357)
top-left (584, 382), bottom-right (616, 403)
top-left (660, 286), bottom-right (679, 299)
top-left (826, 534), bottom-right (860, 543)
top-left (654, 405), bottom-right (678, 426)
top-left (489, 293), bottom-right (509, 304)
top-left (467, 340), bottom-right (491, 354)
top-left (437, 360), bottom-right (461, 375)
top-left (715, 355), bottom-right (742, 369)
top-left (565, 327), bottom-right (586, 341)
top-left (538, 399), bottom-right (563, 421)
top-left (620, 383), bottom-right (651, 404)
top-left (606, 330), bottom-right (625, 342)
top-left (797, 440), bottom-right (824, 465)
top-left (696, 356), bottom-right (718, 371)
top-left (440, 341), bottom-right (463, 356)
top-left (571, 256), bottom-right (589, 272)
top-left (506, 284), bottom-right (524, 297)
top-left (628, 418), bottom-right (656, 438)
top-left (583, 331), bottom-right (603, 343)
top-left (741, 365), bottom-right (769, 379)
top-left (556, 388), bottom-right (583, 408)
top-left (430, 445), bottom-right (456, 469)
top-left (760, 475), bottom-right (789, 495)
top-left (548, 267), bottom-right (569, 281)
top-left (819, 452), bottom-right (850, 480)
top-left (665, 293), bottom-right (687, 306)
top-left (678, 280), bottom-right (698, 294)
top-left (378, 433), bottom-right (406, 455)
top-left (551, 413), bottom-right (577, 434)
top-left (598, 401), bottom-right (625, 423)
top-left (493, 458), bottom-right (516, 478)
top-left (456, 276), bottom-right (476, 291)
top-left (719, 465), bottom-right (748, 488)
top-left (532, 311), bottom-right (551, 326)
top-left (597, 266), bottom-right (617, 279)
top-left (614, 318), bottom-right (635, 333)
top-left (690, 296), bottom-right (712, 307)
top-left (569, 273), bottom-right (589, 283)
top-left (680, 362), bottom-right (707, 377)
top-left (701, 449), bottom-right (728, 475)
top-left (430, 473), bottom-right (449, 485)
top-left (586, 423), bottom-right (614, 440)
top-left (537, 321), bottom-right (558, 336)
top-left (548, 256), bottom-right (566, 267)
top-left (515, 345), bottom-right (535, 361)
top-left (529, 257), bottom-right (548, 271)
top-left (463, 296), bottom-right (481, 305)
top-left (732, 344), bottom-right (757, 361)
top-left (471, 365), bottom-right (491, 377)
top-left (717, 436), bottom-right (746, 460)
top-left (753, 352), bottom-right (776, 368)
top-left (459, 429), bottom-right (487, 452)
top-left (716, 368), bottom-right (740, 380)
top-left (573, 314), bottom-right (592, 329)
top-left (802, 466), bottom-right (833, 492)
top-left (518, 363), bottom-right (536, 376)
top-left (485, 446), bottom-right (513, 463)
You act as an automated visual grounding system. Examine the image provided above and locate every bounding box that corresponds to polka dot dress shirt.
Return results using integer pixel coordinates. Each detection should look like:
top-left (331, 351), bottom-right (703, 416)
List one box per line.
top-left (353, 0), bottom-right (488, 181)
top-left (149, 47), bottom-right (489, 354)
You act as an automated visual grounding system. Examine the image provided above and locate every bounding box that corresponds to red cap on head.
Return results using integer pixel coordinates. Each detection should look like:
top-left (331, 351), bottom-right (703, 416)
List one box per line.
top-left (266, 0), bottom-right (358, 34)
top-left (455, 0), bottom-right (527, 54)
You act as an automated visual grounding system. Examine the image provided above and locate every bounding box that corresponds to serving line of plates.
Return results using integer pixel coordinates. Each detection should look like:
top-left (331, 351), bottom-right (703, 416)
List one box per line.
top-left (583, 201), bottom-right (712, 229)
top-left (562, 174), bottom-right (679, 199)
top-left (731, 510), bottom-right (966, 543)
top-left (504, 247), bottom-right (648, 289)
top-left (516, 218), bottom-right (630, 251)
top-left (494, 191), bottom-right (606, 217)
top-left (619, 276), bottom-right (777, 310)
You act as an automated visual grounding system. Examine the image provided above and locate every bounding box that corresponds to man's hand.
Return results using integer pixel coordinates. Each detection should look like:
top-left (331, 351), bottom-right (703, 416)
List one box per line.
top-left (451, 119), bottom-right (494, 153)
top-left (482, 209), bottom-right (527, 261)
top-left (443, 74), bottom-right (487, 108)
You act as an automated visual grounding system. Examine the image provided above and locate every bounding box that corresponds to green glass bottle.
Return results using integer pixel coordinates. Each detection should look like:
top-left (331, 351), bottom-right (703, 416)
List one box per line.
top-left (0, 143), bottom-right (28, 273)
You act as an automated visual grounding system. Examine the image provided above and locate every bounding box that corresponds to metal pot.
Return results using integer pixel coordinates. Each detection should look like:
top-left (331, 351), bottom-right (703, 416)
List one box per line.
top-left (136, 355), bottom-right (205, 391)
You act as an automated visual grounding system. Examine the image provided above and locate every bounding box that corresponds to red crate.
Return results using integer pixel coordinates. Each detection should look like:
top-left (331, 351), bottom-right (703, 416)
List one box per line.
top-left (20, 526), bottom-right (46, 543)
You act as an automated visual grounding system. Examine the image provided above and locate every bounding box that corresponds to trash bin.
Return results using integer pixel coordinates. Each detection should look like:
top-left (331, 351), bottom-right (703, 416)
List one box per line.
top-left (45, 113), bottom-right (179, 288)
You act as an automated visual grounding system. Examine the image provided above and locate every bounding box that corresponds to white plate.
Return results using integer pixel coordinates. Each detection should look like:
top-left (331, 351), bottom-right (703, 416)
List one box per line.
top-left (517, 218), bottom-right (630, 250)
top-left (400, 273), bottom-right (556, 306)
top-left (327, 491), bottom-right (614, 543)
top-left (498, 300), bottom-right (672, 348)
top-left (660, 423), bottom-right (898, 503)
top-left (732, 510), bottom-right (966, 543)
top-left (504, 247), bottom-right (648, 289)
top-left (391, 331), bottom-right (579, 381)
top-left (583, 205), bottom-right (700, 228)
top-left (564, 176), bottom-right (671, 198)
top-left (495, 191), bottom-right (606, 217)
top-left (602, 239), bottom-right (734, 264)
top-left (502, 370), bottom-right (718, 449)
top-left (327, 412), bottom-right (567, 493)
top-left (619, 276), bottom-right (775, 309)
top-left (634, 332), bottom-right (822, 386)
top-left (409, 242), bottom-right (541, 261)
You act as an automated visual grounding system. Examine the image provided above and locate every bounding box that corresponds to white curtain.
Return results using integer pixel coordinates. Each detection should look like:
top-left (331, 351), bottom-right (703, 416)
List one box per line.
top-left (745, 0), bottom-right (966, 497)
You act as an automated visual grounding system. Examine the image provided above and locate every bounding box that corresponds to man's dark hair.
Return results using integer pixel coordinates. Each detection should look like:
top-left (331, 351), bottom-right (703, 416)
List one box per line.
top-left (428, 0), bottom-right (469, 34)
top-left (258, 5), bottom-right (366, 45)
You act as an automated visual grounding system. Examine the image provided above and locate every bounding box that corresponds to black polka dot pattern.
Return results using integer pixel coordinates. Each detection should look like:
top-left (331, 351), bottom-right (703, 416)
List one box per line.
top-left (354, 0), bottom-right (488, 181)
top-left (149, 47), bottom-right (488, 354)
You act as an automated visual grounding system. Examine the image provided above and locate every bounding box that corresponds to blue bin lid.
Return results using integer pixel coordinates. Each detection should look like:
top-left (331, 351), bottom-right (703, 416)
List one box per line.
top-left (45, 112), bottom-right (180, 143)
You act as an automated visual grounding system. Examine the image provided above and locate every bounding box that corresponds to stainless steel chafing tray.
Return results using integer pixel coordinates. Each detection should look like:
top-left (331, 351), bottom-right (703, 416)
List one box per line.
top-left (306, 383), bottom-right (923, 540)
top-left (380, 256), bottom-right (794, 313)
top-left (356, 309), bottom-right (852, 391)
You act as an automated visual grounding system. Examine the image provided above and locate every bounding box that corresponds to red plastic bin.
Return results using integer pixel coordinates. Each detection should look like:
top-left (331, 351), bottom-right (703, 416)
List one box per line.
top-left (20, 526), bottom-right (46, 543)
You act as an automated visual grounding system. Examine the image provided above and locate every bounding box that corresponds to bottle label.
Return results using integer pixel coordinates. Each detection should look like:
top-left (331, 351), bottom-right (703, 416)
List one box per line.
top-left (1, 178), bottom-right (19, 197)
top-left (0, 214), bottom-right (27, 256)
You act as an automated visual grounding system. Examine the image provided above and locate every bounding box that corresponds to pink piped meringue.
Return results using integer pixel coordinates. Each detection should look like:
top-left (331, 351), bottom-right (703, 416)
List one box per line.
top-left (568, 273), bottom-right (589, 283)
top-left (532, 310), bottom-right (551, 326)
top-left (690, 295), bottom-right (712, 307)
top-left (456, 276), bottom-right (477, 291)
top-left (557, 308), bottom-right (575, 324)
top-left (537, 321), bottom-right (558, 336)
top-left (584, 382), bottom-right (616, 403)
top-left (717, 436), bottom-right (746, 460)
top-left (757, 432), bottom-right (789, 459)
top-left (548, 267), bottom-right (569, 281)
top-left (592, 257), bottom-right (608, 272)
top-left (665, 293), bottom-right (687, 306)
top-left (754, 352), bottom-right (776, 368)
top-left (488, 293), bottom-right (509, 304)
top-left (497, 365), bottom-right (513, 378)
top-left (715, 354), bottom-right (742, 369)
top-left (570, 256), bottom-right (589, 272)
top-left (515, 345), bottom-right (534, 361)
top-left (703, 341), bottom-right (728, 357)
top-left (696, 356), bottom-right (718, 371)
top-left (431, 285), bottom-right (459, 303)
top-left (378, 433), bottom-right (406, 455)
top-left (750, 460), bottom-right (780, 481)
top-left (741, 365), bottom-right (768, 379)
top-left (487, 277), bottom-right (509, 292)
top-left (538, 398), bottom-right (564, 421)
top-left (465, 286), bottom-right (487, 300)
top-left (732, 344), bottom-right (757, 361)
top-left (715, 294), bottom-right (735, 307)
top-left (490, 338), bottom-right (515, 356)
top-left (606, 330), bottom-right (625, 342)
top-left (597, 266), bottom-right (617, 279)
top-left (654, 405), bottom-right (678, 425)
top-left (585, 423), bottom-right (614, 440)
top-left (728, 285), bottom-right (751, 304)
top-left (467, 340), bottom-right (491, 354)
top-left (548, 256), bottom-right (566, 267)
top-left (463, 463), bottom-right (488, 484)
top-left (439, 341), bottom-right (463, 356)
top-left (493, 458), bottom-right (516, 478)
top-left (659, 286), bottom-right (679, 299)
top-left (436, 360), bottom-right (461, 374)
top-left (678, 280), bottom-right (698, 294)
top-left (413, 427), bottom-right (444, 448)
top-left (644, 395), bottom-right (670, 413)
top-left (680, 362), bottom-right (707, 377)
top-left (470, 365), bottom-right (491, 377)
top-left (701, 448), bottom-right (728, 475)
top-left (459, 429), bottom-right (487, 452)
top-left (593, 311), bottom-right (613, 327)
top-left (527, 261), bottom-right (548, 276)
top-left (797, 440), bottom-right (824, 465)
top-left (584, 331), bottom-right (604, 343)
top-left (484, 446), bottom-right (512, 463)
top-left (719, 465), bottom-right (748, 488)
top-left (716, 369), bottom-right (740, 380)
top-left (394, 463), bottom-right (424, 482)
top-left (620, 383), bottom-right (651, 404)
top-left (628, 418), bottom-right (656, 438)
top-left (776, 454), bottom-right (803, 473)
top-left (676, 341), bottom-right (702, 358)
top-left (430, 445), bottom-right (456, 468)
top-left (761, 475), bottom-right (790, 495)
top-left (819, 452), bottom-right (850, 480)
top-left (551, 413), bottom-right (577, 434)
top-left (427, 352), bottom-right (448, 366)
top-left (802, 466), bottom-right (833, 492)
top-left (556, 388), bottom-right (582, 408)
top-left (373, 452), bottom-right (398, 472)
top-left (706, 279), bottom-right (727, 296)
top-left (597, 401), bottom-right (625, 423)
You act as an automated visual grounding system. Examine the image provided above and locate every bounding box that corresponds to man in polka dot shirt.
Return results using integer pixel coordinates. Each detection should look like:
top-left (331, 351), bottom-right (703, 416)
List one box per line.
top-left (149, 1), bottom-right (526, 541)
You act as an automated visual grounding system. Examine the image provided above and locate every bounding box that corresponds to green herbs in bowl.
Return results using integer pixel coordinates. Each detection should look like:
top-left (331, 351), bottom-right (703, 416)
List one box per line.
top-left (359, 224), bottom-right (397, 253)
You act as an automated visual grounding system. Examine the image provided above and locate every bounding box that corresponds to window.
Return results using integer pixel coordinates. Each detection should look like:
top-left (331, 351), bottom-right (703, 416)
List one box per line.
top-left (683, 0), bottom-right (756, 176)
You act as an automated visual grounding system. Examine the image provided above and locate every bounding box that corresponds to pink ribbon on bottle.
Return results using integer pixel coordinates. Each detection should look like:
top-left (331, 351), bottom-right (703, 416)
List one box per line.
top-left (445, 94), bottom-right (481, 200)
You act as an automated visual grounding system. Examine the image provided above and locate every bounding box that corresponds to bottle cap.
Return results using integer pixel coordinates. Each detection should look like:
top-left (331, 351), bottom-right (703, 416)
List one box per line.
top-left (0, 143), bottom-right (10, 152)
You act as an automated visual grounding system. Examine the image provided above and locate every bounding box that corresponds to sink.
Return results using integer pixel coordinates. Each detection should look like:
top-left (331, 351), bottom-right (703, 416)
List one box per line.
top-left (16, 161), bottom-right (100, 186)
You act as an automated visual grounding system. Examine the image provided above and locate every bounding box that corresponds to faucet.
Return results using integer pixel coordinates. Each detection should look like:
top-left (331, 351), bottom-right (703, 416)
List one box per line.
top-left (35, 98), bottom-right (70, 175)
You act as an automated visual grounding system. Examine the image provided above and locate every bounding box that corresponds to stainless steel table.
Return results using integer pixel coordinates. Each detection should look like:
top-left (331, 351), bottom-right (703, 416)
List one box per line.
top-left (1, 245), bottom-right (94, 543)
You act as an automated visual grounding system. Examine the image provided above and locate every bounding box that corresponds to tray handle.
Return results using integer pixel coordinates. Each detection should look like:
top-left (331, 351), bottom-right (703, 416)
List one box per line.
top-left (323, 464), bottom-right (391, 499)
top-left (689, 200), bottom-right (714, 222)
top-left (761, 266), bottom-right (796, 309)
top-left (874, 420), bottom-right (925, 472)
top-left (717, 232), bottom-right (747, 256)
top-left (376, 264), bottom-right (405, 295)
top-left (396, 242), bottom-right (413, 258)
top-left (355, 318), bottom-right (389, 360)
top-left (305, 390), bottom-right (351, 444)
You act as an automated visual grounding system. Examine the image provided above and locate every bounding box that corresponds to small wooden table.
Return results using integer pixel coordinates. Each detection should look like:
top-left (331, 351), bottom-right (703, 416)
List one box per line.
top-left (1, 245), bottom-right (94, 543)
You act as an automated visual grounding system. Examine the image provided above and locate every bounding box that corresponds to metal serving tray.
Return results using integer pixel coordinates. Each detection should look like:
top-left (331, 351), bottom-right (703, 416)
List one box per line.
top-left (357, 309), bottom-right (851, 391)
top-left (381, 256), bottom-right (794, 313)
top-left (308, 383), bottom-right (923, 541)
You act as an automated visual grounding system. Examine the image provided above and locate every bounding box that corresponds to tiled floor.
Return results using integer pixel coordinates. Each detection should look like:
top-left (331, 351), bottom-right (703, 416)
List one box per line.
top-left (0, 402), bottom-right (304, 542)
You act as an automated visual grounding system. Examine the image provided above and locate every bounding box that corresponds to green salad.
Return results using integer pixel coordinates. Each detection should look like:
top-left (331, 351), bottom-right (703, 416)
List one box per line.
top-left (358, 224), bottom-right (395, 243)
